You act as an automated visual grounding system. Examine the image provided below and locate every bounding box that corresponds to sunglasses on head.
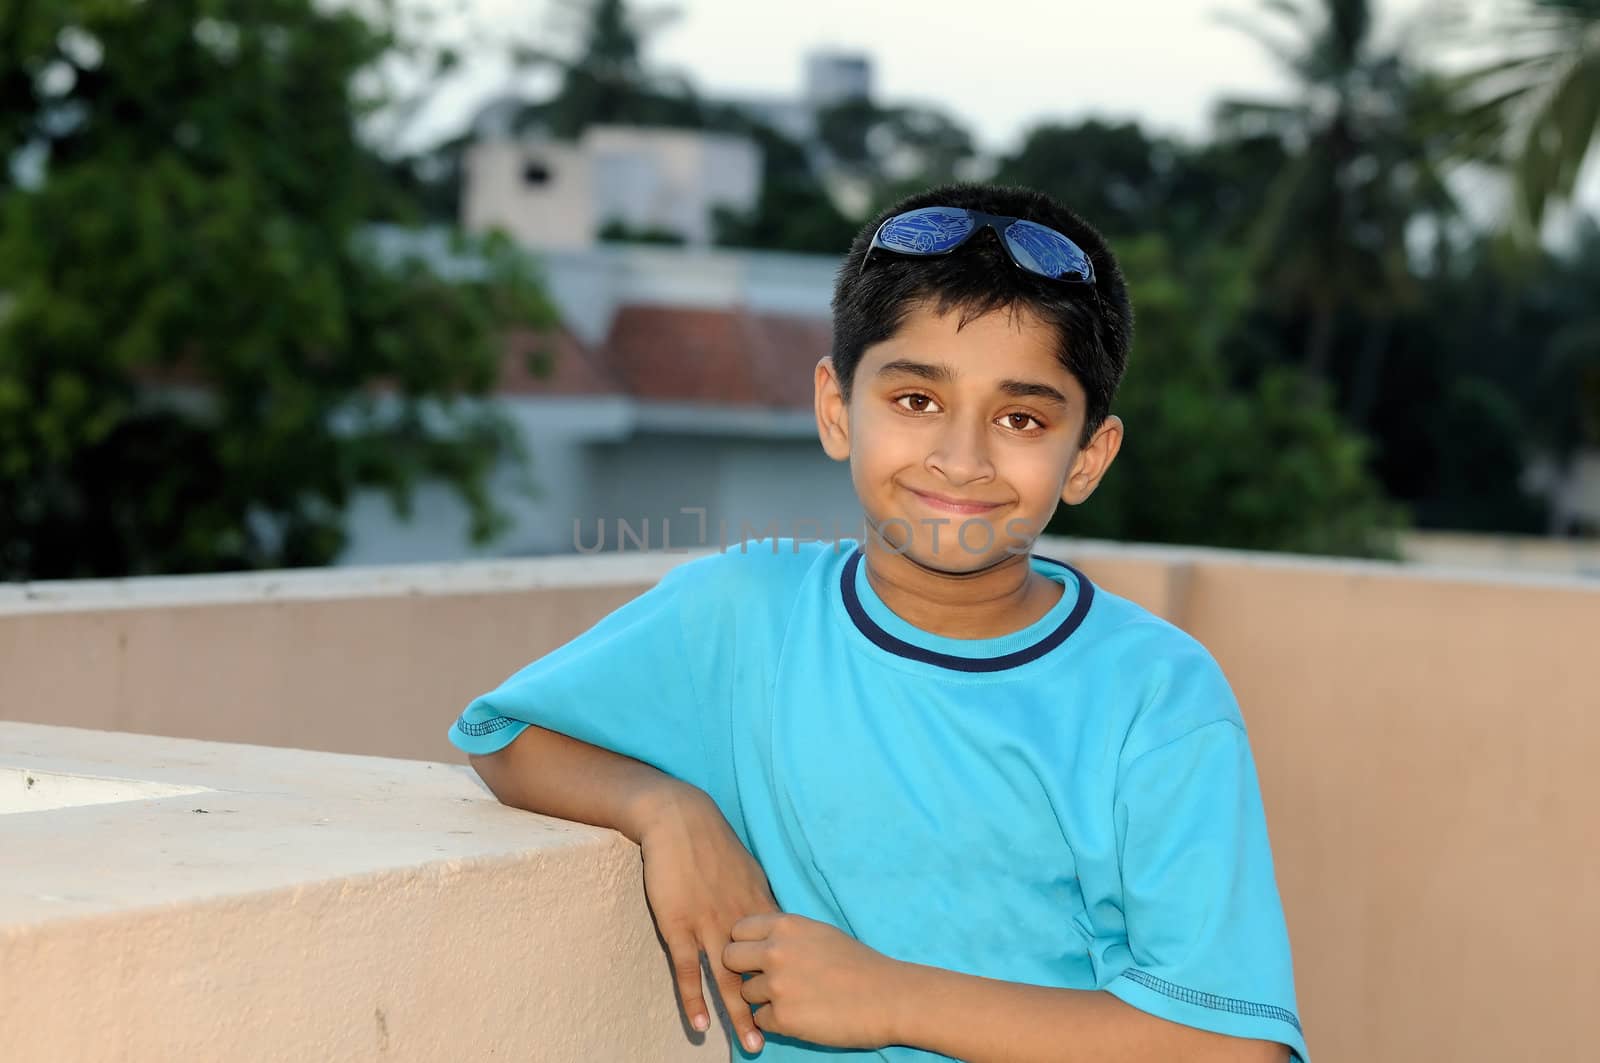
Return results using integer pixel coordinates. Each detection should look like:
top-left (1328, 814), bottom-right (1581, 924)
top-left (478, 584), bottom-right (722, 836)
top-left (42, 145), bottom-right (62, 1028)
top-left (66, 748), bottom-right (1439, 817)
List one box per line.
top-left (859, 206), bottom-right (1096, 285)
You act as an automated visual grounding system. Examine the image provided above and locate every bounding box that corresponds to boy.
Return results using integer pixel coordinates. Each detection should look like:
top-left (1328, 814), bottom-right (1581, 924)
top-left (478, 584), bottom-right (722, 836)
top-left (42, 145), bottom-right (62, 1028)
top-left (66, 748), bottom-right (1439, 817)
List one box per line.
top-left (449, 184), bottom-right (1308, 1063)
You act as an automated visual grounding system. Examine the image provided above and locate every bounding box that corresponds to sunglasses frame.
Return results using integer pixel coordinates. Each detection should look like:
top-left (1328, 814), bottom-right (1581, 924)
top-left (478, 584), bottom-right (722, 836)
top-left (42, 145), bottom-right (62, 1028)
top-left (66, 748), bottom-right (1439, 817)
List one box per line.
top-left (859, 207), bottom-right (1097, 285)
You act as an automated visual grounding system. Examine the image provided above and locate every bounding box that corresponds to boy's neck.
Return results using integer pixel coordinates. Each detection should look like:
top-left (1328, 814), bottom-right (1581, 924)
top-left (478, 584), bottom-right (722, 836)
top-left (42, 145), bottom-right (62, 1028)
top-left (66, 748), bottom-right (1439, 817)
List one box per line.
top-left (859, 541), bottom-right (1064, 641)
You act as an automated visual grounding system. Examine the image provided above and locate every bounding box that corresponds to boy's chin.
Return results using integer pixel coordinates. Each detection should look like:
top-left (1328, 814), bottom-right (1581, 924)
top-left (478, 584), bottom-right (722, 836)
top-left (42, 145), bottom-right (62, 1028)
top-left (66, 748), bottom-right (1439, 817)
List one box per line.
top-left (860, 515), bottom-right (1041, 574)
top-left (882, 540), bottom-right (1026, 576)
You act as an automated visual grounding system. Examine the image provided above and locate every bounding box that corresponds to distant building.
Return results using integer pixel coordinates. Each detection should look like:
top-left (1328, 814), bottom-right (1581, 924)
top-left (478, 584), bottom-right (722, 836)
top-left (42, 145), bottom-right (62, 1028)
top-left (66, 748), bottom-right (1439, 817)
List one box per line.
top-left (462, 125), bottom-right (762, 250)
top-left (731, 48), bottom-right (875, 155)
top-left (352, 51), bottom-right (891, 563)
top-left (805, 51), bottom-right (874, 109)
top-left (340, 235), bottom-right (859, 564)
top-left (1524, 449), bottom-right (1600, 536)
top-left (459, 48), bottom-right (879, 251)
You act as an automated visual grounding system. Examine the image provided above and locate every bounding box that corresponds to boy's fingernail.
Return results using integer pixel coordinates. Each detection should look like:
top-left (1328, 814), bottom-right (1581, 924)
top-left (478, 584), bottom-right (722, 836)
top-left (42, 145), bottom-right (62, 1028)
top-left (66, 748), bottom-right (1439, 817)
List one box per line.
top-left (692, 1013), bottom-right (708, 1031)
top-left (745, 1031), bottom-right (762, 1051)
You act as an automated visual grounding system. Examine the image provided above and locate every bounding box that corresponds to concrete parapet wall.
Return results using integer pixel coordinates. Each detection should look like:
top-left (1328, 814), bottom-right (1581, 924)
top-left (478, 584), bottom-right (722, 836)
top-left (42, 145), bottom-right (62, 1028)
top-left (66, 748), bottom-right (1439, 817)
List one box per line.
top-left (0, 724), bottom-right (728, 1062)
top-left (3, 540), bottom-right (1597, 1061)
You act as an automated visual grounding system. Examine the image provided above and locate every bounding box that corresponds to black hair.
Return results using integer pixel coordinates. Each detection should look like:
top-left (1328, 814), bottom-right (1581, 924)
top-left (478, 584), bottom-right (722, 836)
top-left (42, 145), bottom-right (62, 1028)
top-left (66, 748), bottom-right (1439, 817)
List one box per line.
top-left (830, 183), bottom-right (1133, 446)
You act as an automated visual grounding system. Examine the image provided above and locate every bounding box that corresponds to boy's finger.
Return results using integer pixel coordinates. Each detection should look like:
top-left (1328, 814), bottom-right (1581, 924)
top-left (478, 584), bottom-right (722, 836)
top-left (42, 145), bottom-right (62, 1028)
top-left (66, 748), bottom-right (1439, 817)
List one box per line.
top-left (666, 939), bottom-right (711, 1033)
top-left (712, 956), bottom-right (765, 1054)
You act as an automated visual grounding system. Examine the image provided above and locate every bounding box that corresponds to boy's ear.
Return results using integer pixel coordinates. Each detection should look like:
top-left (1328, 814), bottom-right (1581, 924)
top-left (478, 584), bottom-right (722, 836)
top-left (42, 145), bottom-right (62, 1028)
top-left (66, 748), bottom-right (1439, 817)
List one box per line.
top-left (814, 356), bottom-right (851, 462)
top-left (1060, 414), bottom-right (1123, 506)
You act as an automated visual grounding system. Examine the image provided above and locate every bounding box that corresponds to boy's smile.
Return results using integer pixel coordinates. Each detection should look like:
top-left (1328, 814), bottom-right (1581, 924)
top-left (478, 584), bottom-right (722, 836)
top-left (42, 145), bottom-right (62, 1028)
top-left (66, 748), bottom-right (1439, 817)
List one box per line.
top-left (815, 300), bottom-right (1123, 637)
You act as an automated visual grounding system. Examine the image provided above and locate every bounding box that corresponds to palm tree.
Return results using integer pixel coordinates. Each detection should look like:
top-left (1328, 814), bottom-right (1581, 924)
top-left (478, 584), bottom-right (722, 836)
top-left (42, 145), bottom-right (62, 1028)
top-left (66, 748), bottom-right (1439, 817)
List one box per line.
top-left (1216, 0), bottom-right (1460, 397)
top-left (1458, 0), bottom-right (1600, 239)
top-left (507, 0), bottom-right (696, 139)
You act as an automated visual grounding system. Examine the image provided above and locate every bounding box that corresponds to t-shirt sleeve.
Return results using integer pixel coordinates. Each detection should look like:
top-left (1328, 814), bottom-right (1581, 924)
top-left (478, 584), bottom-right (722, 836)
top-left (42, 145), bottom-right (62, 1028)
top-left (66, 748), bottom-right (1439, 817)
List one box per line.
top-left (1105, 663), bottom-right (1310, 1061)
top-left (446, 556), bottom-right (719, 795)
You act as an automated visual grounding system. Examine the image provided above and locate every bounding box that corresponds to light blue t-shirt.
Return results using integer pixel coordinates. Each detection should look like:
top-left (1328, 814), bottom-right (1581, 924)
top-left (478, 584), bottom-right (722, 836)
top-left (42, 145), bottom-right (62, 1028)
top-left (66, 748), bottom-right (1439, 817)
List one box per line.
top-left (449, 540), bottom-right (1309, 1062)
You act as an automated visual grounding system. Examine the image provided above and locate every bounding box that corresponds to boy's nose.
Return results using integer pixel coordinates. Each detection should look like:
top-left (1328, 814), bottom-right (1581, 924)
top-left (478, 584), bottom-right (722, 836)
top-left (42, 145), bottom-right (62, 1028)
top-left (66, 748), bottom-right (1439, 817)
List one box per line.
top-left (925, 417), bottom-right (995, 486)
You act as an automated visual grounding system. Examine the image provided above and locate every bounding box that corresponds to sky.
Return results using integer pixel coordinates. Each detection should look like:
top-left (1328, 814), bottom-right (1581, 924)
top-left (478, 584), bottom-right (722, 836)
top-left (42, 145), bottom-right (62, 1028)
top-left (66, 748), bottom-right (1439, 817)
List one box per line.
top-left (635, 0), bottom-right (1447, 148)
top-left (424, 0), bottom-right (1459, 150)
top-left (400, 0), bottom-right (1597, 220)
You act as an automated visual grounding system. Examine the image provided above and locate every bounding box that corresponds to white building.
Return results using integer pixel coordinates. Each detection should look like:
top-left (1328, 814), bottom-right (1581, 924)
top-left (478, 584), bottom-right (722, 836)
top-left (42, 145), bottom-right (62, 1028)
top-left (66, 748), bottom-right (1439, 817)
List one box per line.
top-left (339, 237), bottom-right (862, 564)
top-left (804, 51), bottom-right (873, 109)
top-left (1525, 448), bottom-right (1600, 536)
top-left (462, 126), bottom-right (762, 250)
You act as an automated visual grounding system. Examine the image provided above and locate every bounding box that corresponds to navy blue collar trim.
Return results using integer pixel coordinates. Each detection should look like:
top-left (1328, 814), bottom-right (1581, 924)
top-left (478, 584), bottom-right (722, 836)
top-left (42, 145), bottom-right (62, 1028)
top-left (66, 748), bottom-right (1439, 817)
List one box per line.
top-left (839, 548), bottom-right (1095, 672)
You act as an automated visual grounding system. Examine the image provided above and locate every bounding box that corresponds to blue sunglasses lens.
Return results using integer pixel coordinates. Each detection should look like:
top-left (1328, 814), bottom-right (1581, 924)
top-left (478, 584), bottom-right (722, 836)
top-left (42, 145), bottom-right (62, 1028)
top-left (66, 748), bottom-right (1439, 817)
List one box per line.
top-left (875, 207), bottom-right (976, 254)
top-left (1004, 220), bottom-right (1095, 283)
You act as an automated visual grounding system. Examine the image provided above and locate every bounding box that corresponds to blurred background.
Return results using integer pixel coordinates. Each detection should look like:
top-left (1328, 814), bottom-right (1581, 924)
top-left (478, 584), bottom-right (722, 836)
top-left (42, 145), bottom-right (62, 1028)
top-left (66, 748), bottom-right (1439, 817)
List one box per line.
top-left (2, 0), bottom-right (1597, 581)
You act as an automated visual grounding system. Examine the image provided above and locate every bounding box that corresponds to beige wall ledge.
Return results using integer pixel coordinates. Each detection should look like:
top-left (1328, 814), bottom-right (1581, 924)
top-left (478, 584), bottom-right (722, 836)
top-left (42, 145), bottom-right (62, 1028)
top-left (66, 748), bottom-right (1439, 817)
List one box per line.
top-left (0, 548), bottom-right (704, 615)
top-left (2, 535), bottom-right (1592, 617)
top-left (2, 540), bottom-right (1598, 1061)
top-left (0, 722), bottom-right (728, 1062)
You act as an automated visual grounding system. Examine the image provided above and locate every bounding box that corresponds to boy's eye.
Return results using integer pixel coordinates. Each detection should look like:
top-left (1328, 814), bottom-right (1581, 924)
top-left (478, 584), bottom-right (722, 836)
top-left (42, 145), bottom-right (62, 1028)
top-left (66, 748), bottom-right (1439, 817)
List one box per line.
top-left (895, 393), bottom-right (940, 413)
top-left (1001, 412), bottom-right (1044, 431)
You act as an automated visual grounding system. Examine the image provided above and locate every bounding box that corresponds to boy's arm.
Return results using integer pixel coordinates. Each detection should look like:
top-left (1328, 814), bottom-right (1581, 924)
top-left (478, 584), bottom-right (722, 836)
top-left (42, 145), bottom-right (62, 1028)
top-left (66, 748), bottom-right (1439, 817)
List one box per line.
top-left (471, 723), bottom-right (782, 1057)
top-left (722, 911), bottom-right (1289, 1062)
top-left (450, 551), bottom-right (735, 806)
top-left (469, 722), bottom-right (701, 843)
top-left (883, 963), bottom-right (1289, 1063)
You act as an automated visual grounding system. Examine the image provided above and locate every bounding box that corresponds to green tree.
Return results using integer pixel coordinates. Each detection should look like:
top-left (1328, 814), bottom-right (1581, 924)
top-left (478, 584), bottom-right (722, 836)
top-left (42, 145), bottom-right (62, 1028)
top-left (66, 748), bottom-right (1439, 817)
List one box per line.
top-left (1216, 0), bottom-right (1462, 401)
top-left (993, 119), bottom-right (1288, 243)
top-left (814, 98), bottom-right (879, 171)
top-left (994, 120), bottom-right (1174, 237)
top-left (1344, 223), bottom-right (1600, 535)
top-left (507, 0), bottom-right (701, 138)
top-left (1459, 0), bottom-right (1600, 238)
top-left (0, 0), bottom-right (558, 580)
top-left (1538, 319), bottom-right (1600, 534)
top-left (1515, 222), bottom-right (1600, 533)
top-left (597, 217), bottom-right (686, 244)
top-left (817, 100), bottom-right (975, 184)
top-left (1051, 236), bottom-right (1403, 557)
top-left (815, 99), bottom-right (979, 223)
top-left (706, 105), bottom-right (858, 254)
top-left (381, 129), bottom-right (474, 226)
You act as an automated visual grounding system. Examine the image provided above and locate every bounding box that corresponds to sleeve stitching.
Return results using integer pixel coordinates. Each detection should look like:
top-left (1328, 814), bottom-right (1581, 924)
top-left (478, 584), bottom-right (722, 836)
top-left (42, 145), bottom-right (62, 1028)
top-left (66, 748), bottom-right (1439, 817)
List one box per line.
top-left (1117, 969), bottom-right (1303, 1034)
top-left (455, 714), bottom-right (520, 737)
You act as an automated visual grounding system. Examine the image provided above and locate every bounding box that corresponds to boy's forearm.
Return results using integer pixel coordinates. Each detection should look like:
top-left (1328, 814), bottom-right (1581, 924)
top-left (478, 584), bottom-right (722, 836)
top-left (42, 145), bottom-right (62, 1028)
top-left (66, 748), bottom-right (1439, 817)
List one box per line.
top-left (468, 724), bottom-right (700, 843)
top-left (881, 960), bottom-right (1289, 1063)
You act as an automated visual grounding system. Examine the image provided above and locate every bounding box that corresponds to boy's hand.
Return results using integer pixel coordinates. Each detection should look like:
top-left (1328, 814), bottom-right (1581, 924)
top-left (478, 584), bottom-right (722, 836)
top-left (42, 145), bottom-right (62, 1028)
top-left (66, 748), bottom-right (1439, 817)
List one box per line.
top-left (722, 912), bottom-right (902, 1051)
top-left (637, 787), bottom-right (781, 1055)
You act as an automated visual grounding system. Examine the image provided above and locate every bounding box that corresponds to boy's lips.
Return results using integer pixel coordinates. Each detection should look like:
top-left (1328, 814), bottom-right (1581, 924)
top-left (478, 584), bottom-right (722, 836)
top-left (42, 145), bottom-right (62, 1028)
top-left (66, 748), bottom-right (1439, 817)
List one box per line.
top-left (905, 487), bottom-right (1006, 515)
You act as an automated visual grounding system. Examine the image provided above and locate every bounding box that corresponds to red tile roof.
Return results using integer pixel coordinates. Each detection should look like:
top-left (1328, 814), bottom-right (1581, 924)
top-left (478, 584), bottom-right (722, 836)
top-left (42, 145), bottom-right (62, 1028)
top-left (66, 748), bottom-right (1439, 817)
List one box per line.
top-left (499, 305), bottom-right (831, 410)
top-left (137, 305), bottom-right (828, 412)
top-left (498, 324), bottom-right (618, 396)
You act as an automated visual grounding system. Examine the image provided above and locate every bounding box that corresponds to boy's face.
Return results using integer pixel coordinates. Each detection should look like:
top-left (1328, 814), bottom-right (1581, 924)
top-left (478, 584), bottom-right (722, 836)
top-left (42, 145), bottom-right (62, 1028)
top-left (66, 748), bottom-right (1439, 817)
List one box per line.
top-left (815, 301), bottom-right (1122, 574)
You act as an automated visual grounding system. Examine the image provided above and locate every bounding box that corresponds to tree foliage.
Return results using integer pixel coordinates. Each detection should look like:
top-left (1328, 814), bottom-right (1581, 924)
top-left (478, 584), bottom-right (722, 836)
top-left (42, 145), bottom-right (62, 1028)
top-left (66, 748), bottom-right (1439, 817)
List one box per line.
top-left (0, 0), bottom-right (558, 579)
top-left (993, 120), bottom-right (1289, 244)
top-left (1049, 237), bottom-right (1403, 556)
top-left (1216, 0), bottom-right (1466, 383)
top-left (1370, 221), bottom-right (1600, 534)
top-left (816, 99), bottom-right (976, 187)
top-left (707, 108), bottom-right (857, 253)
top-left (464, 0), bottom-right (1589, 551)
top-left (508, 0), bottom-right (702, 138)
top-left (1457, 0), bottom-right (1600, 237)
top-left (6, 0), bottom-right (1590, 578)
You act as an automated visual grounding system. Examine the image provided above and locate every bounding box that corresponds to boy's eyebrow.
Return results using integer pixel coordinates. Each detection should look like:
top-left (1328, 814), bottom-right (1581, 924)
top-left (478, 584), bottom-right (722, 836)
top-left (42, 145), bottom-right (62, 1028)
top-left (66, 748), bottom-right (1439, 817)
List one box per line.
top-left (876, 360), bottom-right (1071, 407)
top-left (997, 379), bottom-right (1070, 406)
top-left (875, 358), bottom-right (955, 384)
